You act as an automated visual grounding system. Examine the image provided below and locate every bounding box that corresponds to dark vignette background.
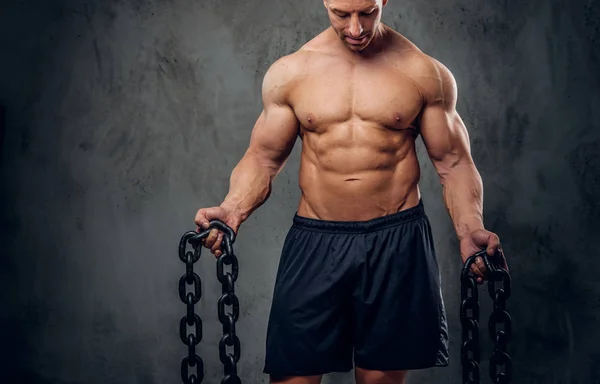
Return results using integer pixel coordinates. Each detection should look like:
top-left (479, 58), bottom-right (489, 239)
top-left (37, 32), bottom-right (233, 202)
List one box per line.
top-left (1, 0), bottom-right (599, 383)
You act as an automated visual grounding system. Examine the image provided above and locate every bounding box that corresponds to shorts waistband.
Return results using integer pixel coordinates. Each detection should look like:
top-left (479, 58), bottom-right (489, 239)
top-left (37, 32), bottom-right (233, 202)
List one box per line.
top-left (292, 199), bottom-right (426, 234)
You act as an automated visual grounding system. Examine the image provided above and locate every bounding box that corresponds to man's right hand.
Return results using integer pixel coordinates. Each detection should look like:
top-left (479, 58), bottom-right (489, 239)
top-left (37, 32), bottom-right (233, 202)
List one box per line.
top-left (194, 205), bottom-right (243, 258)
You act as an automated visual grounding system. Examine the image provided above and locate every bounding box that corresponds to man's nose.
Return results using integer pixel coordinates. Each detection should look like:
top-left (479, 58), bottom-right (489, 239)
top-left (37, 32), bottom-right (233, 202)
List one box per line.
top-left (348, 15), bottom-right (363, 37)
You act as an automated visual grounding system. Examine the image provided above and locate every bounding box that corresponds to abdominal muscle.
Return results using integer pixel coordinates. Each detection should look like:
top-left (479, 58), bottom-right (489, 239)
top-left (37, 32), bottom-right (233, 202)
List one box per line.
top-left (296, 123), bottom-right (422, 221)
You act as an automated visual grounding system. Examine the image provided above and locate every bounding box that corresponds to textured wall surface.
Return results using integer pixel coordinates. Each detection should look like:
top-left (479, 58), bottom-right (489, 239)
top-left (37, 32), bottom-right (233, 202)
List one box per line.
top-left (1, 0), bottom-right (599, 383)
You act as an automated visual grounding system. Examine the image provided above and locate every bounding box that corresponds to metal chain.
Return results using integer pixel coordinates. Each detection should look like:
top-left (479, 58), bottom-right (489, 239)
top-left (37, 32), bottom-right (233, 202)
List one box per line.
top-left (460, 249), bottom-right (512, 384)
top-left (460, 250), bottom-right (482, 384)
top-left (178, 231), bottom-right (204, 384)
top-left (217, 232), bottom-right (242, 384)
top-left (487, 261), bottom-right (512, 384)
top-left (178, 221), bottom-right (242, 384)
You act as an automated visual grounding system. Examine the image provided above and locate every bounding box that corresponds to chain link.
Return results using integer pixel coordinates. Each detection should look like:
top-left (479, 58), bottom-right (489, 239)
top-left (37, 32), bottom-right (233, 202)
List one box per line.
top-left (487, 264), bottom-right (512, 384)
top-left (217, 234), bottom-right (242, 384)
top-left (178, 221), bottom-right (242, 384)
top-left (460, 251), bottom-right (481, 384)
top-left (460, 249), bottom-right (512, 384)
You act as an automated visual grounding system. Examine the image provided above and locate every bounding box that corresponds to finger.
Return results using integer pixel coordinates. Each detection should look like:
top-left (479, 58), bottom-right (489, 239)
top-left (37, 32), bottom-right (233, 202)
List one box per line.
top-left (470, 230), bottom-right (499, 253)
top-left (475, 256), bottom-right (488, 276)
top-left (487, 238), bottom-right (509, 271)
top-left (470, 262), bottom-right (485, 284)
top-left (470, 263), bottom-right (483, 279)
top-left (195, 207), bottom-right (222, 229)
top-left (204, 228), bottom-right (219, 248)
top-left (476, 257), bottom-right (489, 284)
top-left (211, 233), bottom-right (223, 254)
top-left (194, 211), bottom-right (209, 230)
top-left (469, 229), bottom-right (490, 247)
top-left (485, 235), bottom-right (500, 257)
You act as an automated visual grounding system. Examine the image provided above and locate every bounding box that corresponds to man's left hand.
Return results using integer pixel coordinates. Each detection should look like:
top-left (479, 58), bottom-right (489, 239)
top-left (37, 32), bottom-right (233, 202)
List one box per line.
top-left (460, 229), bottom-right (508, 284)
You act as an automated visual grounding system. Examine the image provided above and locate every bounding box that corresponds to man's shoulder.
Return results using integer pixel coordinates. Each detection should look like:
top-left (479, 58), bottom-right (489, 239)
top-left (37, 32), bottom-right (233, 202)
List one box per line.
top-left (261, 46), bottom-right (320, 104)
top-left (381, 27), bottom-right (453, 87)
top-left (268, 50), bottom-right (313, 73)
top-left (263, 32), bottom-right (332, 88)
top-left (414, 54), bottom-right (457, 103)
top-left (280, 31), bottom-right (333, 68)
top-left (262, 52), bottom-right (304, 89)
top-left (388, 39), bottom-right (456, 101)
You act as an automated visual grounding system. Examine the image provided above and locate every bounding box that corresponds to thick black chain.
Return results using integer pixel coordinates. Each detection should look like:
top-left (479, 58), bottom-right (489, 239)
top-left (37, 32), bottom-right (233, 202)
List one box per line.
top-left (486, 256), bottom-right (512, 384)
top-left (460, 253), bottom-right (481, 384)
top-left (460, 249), bottom-right (512, 384)
top-left (178, 221), bottom-right (242, 384)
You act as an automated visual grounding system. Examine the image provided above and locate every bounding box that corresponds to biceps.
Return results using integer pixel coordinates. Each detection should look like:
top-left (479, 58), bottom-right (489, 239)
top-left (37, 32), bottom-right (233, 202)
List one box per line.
top-left (247, 104), bottom-right (299, 172)
top-left (420, 105), bottom-right (472, 174)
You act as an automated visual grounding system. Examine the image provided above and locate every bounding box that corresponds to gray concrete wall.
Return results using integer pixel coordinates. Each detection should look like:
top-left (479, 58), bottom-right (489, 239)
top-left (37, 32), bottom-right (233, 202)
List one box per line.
top-left (1, 0), bottom-right (599, 383)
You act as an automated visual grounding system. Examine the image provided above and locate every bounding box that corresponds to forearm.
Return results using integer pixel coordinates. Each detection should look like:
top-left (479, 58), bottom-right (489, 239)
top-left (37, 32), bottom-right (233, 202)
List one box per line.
top-left (440, 162), bottom-right (485, 240)
top-left (221, 153), bottom-right (275, 222)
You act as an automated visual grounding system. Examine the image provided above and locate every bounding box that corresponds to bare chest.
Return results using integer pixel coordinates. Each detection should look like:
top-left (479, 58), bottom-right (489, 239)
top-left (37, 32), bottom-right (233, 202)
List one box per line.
top-left (290, 63), bottom-right (424, 133)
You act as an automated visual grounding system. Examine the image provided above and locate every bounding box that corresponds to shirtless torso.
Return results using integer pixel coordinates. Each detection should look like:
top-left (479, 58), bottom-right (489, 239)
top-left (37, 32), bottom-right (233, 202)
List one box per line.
top-left (290, 26), bottom-right (438, 220)
top-left (244, 23), bottom-right (464, 222)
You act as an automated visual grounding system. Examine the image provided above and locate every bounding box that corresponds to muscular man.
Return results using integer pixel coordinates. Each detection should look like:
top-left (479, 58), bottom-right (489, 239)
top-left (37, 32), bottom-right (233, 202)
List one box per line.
top-left (195, 0), bottom-right (508, 383)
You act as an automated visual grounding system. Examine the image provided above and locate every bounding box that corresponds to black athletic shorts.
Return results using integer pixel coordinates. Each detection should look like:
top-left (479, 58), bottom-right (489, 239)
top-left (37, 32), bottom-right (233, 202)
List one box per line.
top-left (263, 200), bottom-right (449, 377)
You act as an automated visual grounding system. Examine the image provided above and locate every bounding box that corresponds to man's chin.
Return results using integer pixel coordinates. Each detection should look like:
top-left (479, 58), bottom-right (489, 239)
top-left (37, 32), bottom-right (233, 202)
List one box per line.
top-left (347, 45), bottom-right (364, 51)
top-left (344, 41), bottom-right (368, 51)
top-left (342, 36), bottom-right (371, 51)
